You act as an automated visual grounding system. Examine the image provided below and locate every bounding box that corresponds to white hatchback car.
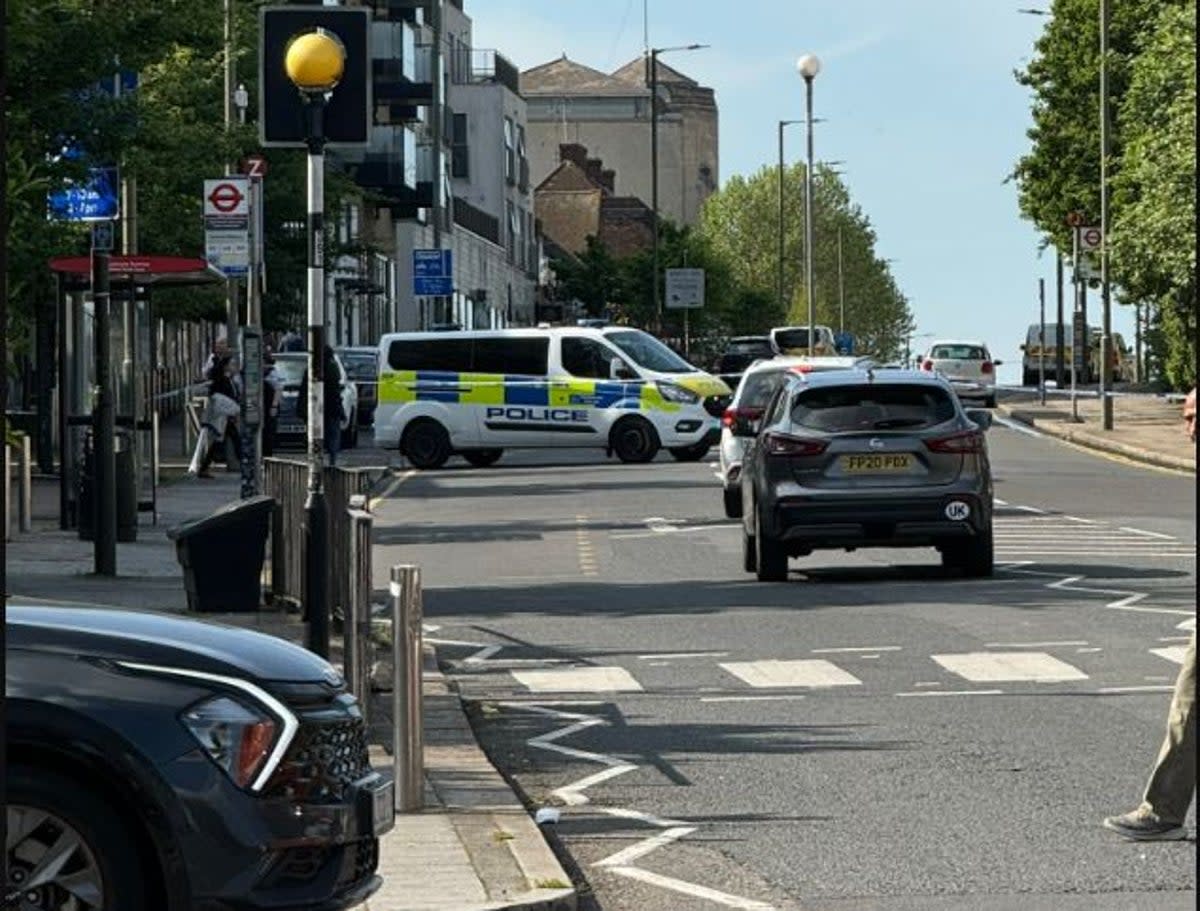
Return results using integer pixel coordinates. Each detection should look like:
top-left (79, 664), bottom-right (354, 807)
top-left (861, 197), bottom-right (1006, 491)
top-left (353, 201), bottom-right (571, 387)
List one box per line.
top-left (719, 355), bottom-right (873, 517)
top-left (919, 340), bottom-right (1000, 408)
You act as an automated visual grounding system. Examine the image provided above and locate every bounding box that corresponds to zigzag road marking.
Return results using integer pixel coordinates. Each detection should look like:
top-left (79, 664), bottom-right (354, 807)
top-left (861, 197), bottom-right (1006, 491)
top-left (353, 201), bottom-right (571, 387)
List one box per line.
top-left (999, 561), bottom-right (1193, 616)
top-left (499, 701), bottom-right (777, 910)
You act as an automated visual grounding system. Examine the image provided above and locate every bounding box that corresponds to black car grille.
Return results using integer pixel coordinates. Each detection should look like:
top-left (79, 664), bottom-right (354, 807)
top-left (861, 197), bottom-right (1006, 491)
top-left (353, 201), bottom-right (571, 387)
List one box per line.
top-left (261, 837), bottom-right (378, 891)
top-left (703, 394), bottom-right (731, 418)
top-left (266, 717), bottom-right (372, 802)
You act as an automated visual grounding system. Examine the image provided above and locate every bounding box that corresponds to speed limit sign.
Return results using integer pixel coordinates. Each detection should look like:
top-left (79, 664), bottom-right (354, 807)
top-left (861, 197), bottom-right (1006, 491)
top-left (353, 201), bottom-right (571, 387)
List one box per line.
top-left (1079, 226), bottom-right (1103, 251)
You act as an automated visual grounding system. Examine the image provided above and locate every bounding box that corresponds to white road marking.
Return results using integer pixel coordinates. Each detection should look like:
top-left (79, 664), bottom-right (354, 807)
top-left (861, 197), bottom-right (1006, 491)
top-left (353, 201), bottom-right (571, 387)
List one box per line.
top-left (913, 681), bottom-right (944, 687)
top-left (512, 666), bottom-right (643, 693)
top-left (810, 645), bottom-right (902, 654)
top-left (699, 695), bottom-right (808, 703)
top-left (985, 640), bottom-right (1090, 648)
top-left (720, 659), bottom-right (862, 689)
top-left (465, 644), bottom-right (503, 664)
top-left (1099, 685), bottom-right (1175, 694)
top-left (932, 651), bottom-right (1088, 683)
top-left (638, 651), bottom-right (730, 660)
top-left (994, 414), bottom-right (1043, 437)
top-left (1076, 647), bottom-right (1104, 653)
top-left (612, 523), bottom-right (739, 540)
top-left (1000, 565), bottom-right (1196, 615)
top-left (368, 468), bottom-right (418, 509)
top-left (1118, 526), bottom-right (1177, 540)
top-left (1178, 618), bottom-right (1196, 632)
top-left (502, 702), bottom-right (776, 910)
top-left (895, 689), bottom-right (1005, 697)
top-left (1151, 646), bottom-right (1188, 665)
top-left (603, 866), bottom-right (777, 911)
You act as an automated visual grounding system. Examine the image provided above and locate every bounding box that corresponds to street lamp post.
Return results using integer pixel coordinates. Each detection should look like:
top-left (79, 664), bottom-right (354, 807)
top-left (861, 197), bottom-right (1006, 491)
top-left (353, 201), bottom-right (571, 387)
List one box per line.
top-left (1098, 0), bottom-right (1113, 429)
top-left (649, 43), bottom-right (707, 330)
top-left (285, 28), bottom-right (346, 658)
top-left (797, 54), bottom-right (821, 355)
top-left (777, 120), bottom-right (800, 315)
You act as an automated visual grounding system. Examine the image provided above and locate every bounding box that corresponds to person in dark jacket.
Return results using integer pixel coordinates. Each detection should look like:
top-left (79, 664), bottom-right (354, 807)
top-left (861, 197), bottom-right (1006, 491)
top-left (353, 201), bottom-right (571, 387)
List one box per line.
top-left (189, 355), bottom-right (241, 478)
top-left (297, 345), bottom-right (345, 465)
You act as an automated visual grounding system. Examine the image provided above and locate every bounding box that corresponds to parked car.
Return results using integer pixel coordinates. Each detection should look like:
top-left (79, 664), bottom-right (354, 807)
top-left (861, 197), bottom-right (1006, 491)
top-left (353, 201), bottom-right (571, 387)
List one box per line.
top-left (919, 339), bottom-right (1000, 407)
top-left (274, 351), bottom-right (359, 449)
top-left (714, 336), bottom-right (774, 386)
top-left (738, 367), bottom-right (995, 582)
top-left (5, 604), bottom-right (392, 911)
top-left (337, 345), bottom-right (380, 427)
top-left (769, 324), bottom-right (838, 357)
top-left (720, 356), bottom-right (874, 518)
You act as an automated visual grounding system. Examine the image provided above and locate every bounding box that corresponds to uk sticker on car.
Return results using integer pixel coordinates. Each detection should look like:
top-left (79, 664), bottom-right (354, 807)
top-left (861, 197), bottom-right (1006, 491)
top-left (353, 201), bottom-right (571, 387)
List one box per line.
top-left (945, 501), bottom-right (971, 521)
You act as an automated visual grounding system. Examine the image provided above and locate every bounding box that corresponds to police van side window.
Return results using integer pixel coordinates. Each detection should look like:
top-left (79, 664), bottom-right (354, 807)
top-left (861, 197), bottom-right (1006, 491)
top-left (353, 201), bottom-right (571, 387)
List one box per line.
top-left (388, 339), bottom-right (472, 372)
top-left (472, 338), bottom-right (549, 376)
top-left (562, 337), bottom-right (616, 379)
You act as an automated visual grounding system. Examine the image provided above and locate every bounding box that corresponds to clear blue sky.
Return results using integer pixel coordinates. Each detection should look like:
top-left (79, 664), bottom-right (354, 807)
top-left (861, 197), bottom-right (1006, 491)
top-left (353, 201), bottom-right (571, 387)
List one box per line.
top-left (469, 0), bottom-right (1132, 380)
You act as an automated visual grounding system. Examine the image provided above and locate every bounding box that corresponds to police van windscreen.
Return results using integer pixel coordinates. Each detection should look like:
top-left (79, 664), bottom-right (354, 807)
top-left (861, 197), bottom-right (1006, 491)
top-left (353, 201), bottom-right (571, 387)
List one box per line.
top-left (607, 330), bottom-right (693, 374)
top-left (387, 337), bottom-right (549, 375)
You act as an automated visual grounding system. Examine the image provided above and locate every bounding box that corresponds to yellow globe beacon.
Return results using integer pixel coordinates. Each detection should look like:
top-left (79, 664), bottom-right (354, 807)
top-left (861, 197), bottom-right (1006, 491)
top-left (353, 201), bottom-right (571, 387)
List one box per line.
top-left (285, 29), bottom-right (346, 92)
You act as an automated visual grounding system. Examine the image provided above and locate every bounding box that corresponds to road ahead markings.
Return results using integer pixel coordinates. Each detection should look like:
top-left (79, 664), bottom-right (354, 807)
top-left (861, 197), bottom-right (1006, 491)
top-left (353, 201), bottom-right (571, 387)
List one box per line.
top-left (994, 515), bottom-right (1195, 557)
top-left (719, 659), bottom-right (863, 688)
top-left (933, 651), bottom-right (1088, 683)
top-left (1150, 646), bottom-right (1188, 665)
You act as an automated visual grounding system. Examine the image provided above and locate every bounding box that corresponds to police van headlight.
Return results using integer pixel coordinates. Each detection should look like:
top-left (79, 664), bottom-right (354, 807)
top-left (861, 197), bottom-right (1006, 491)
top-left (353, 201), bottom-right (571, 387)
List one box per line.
top-left (657, 381), bottom-right (700, 404)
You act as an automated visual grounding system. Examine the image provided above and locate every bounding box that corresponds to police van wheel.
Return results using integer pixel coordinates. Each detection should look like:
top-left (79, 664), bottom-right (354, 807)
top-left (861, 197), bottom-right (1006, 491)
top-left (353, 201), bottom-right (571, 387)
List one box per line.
top-left (611, 417), bottom-right (660, 464)
top-left (668, 443), bottom-right (710, 462)
top-left (462, 449), bottom-right (503, 468)
top-left (403, 420), bottom-right (451, 470)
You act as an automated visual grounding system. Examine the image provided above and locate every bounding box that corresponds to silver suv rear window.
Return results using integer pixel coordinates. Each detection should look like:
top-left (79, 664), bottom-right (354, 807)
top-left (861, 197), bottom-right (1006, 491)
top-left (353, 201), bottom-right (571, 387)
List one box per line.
top-left (791, 384), bottom-right (956, 432)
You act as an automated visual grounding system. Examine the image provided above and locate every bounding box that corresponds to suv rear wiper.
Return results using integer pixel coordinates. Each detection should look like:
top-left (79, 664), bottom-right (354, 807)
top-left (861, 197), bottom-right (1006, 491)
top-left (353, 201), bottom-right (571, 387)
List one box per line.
top-left (872, 418), bottom-right (927, 429)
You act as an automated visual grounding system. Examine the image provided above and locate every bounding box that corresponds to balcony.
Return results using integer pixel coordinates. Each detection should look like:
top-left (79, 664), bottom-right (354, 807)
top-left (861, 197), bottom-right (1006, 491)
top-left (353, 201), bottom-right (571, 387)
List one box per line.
top-left (336, 126), bottom-right (432, 216)
top-left (371, 23), bottom-right (432, 124)
top-left (448, 48), bottom-right (520, 96)
top-left (364, 0), bottom-right (428, 23)
top-left (453, 196), bottom-right (499, 245)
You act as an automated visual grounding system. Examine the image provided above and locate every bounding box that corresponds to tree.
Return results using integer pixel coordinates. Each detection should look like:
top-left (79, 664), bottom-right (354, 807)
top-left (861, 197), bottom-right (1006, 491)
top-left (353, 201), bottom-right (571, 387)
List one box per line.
top-left (1110, 0), bottom-right (1195, 388)
top-left (697, 163), bottom-right (912, 360)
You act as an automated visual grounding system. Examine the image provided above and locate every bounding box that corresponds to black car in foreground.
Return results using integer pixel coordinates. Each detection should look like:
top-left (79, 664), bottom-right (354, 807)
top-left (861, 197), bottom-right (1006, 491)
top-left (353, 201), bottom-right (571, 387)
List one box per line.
top-left (5, 605), bottom-right (393, 911)
top-left (739, 368), bottom-right (995, 582)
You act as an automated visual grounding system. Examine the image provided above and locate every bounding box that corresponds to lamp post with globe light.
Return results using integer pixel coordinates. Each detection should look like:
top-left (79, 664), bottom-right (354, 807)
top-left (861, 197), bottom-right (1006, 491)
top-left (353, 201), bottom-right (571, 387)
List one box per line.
top-left (796, 54), bottom-right (821, 354)
top-left (285, 27), bottom-right (346, 658)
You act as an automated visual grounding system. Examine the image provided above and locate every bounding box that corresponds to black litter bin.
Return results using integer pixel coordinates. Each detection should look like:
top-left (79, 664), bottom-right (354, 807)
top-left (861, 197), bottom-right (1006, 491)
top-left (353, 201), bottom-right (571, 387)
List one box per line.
top-left (167, 496), bottom-right (274, 613)
top-left (115, 432), bottom-right (137, 543)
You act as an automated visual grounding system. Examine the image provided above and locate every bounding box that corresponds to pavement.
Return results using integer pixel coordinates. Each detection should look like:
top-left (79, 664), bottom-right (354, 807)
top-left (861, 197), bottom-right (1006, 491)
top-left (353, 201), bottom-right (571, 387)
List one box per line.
top-left (4, 460), bottom-right (577, 911)
top-left (996, 388), bottom-right (1195, 473)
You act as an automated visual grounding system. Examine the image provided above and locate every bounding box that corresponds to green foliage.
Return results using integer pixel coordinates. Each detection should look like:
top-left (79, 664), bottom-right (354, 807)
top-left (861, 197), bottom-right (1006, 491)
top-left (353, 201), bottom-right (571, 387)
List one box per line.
top-left (1013, 0), bottom-right (1195, 389)
top-left (698, 163), bottom-right (912, 361)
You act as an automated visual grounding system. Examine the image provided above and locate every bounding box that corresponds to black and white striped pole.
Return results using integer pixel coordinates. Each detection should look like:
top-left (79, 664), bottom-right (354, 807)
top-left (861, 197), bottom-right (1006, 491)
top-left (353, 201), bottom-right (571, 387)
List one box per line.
top-left (286, 29), bottom-right (345, 658)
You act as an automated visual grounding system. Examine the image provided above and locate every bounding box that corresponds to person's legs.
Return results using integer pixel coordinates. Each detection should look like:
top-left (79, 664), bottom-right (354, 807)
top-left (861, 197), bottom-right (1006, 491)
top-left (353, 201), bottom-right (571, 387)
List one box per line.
top-left (1105, 631), bottom-right (1196, 840)
top-left (325, 424), bottom-right (340, 466)
top-left (1140, 633), bottom-right (1197, 821)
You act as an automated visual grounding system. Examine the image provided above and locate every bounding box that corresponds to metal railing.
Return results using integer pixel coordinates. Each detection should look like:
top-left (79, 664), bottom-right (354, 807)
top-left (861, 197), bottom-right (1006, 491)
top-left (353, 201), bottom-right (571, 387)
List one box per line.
top-left (5, 436), bottom-right (33, 540)
top-left (345, 494), bottom-right (374, 722)
top-left (390, 564), bottom-right (424, 812)
top-left (262, 458), bottom-right (378, 620)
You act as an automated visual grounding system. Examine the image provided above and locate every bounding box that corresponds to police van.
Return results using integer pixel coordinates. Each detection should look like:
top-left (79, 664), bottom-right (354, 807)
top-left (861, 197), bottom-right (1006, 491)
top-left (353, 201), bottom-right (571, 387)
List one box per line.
top-left (374, 326), bottom-right (731, 469)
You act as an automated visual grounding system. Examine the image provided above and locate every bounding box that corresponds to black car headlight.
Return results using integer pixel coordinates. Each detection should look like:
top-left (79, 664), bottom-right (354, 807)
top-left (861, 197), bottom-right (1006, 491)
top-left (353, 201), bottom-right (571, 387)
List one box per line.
top-left (182, 695), bottom-right (280, 790)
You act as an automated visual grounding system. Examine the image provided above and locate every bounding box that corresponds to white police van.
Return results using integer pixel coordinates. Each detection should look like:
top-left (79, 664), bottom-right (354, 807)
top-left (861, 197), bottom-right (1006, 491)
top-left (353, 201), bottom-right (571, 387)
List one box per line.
top-left (374, 326), bottom-right (731, 469)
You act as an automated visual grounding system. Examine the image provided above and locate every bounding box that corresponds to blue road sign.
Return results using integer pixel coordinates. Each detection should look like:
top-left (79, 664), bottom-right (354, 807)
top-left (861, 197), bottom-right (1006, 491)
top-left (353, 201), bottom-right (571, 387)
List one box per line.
top-left (834, 331), bottom-right (855, 355)
top-left (414, 249), bottom-right (453, 297)
top-left (48, 166), bottom-right (120, 222)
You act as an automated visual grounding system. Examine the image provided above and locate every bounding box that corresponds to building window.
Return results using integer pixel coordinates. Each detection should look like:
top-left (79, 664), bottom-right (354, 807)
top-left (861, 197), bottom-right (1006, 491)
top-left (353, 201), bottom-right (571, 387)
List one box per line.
top-left (503, 117), bottom-right (515, 184)
top-left (451, 113), bottom-right (469, 179)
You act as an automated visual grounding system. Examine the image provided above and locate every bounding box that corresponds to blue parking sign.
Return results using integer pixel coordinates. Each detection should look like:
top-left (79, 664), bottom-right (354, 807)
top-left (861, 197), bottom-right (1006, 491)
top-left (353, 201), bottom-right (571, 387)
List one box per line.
top-left (414, 249), bottom-right (453, 296)
top-left (48, 167), bottom-right (120, 222)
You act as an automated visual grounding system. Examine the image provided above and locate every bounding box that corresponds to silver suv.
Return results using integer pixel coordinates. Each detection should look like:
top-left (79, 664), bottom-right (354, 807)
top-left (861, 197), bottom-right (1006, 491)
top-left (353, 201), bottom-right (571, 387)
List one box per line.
top-left (738, 368), bottom-right (995, 582)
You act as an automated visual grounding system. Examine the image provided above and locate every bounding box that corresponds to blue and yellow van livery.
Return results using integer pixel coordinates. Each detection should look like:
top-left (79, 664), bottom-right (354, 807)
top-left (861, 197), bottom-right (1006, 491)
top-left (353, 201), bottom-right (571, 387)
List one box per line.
top-left (374, 328), bottom-right (731, 469)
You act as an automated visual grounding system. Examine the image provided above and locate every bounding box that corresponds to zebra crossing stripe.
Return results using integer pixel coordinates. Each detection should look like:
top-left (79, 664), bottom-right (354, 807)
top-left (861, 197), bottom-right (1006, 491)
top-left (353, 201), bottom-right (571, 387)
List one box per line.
top-left (932, 651), bottom-right (1088, 683)
top-left (719, 659), bottom-right (862, 689)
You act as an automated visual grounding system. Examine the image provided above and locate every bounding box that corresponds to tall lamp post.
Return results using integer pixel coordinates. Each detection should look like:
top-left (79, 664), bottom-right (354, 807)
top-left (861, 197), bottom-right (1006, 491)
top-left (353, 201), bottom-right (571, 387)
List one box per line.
top-left (796, 54), bottom-right (821, 354)
top-left (777, 119), bottom-right (801, 314)
top-left (648, 43), bottom-right (707, 330)
top-left (285, 28), bottom-right (346, 658)
top-left (1098, 0), bottom-right (1113, 429)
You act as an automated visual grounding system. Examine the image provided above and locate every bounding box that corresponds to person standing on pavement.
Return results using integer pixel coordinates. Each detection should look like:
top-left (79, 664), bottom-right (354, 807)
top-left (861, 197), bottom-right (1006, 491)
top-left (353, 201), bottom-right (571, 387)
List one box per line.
top-left (297, 344), bottom-right (345, 466)
top-left (1103, 387), bottom-right (1196, 841)
top-left (188, 355), bottom-right (241, 478)
top-left (261, 350), bottom-right (283, 458)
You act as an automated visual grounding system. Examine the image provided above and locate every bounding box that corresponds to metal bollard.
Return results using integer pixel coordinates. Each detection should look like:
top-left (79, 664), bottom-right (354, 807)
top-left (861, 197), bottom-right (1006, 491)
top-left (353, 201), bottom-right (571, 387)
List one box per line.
top-left (18, 436), bottom-right (32, 533)
top-left (345, 495), bottom-right (373, 724)
top-left (390, 564), bottom-right (424, 812)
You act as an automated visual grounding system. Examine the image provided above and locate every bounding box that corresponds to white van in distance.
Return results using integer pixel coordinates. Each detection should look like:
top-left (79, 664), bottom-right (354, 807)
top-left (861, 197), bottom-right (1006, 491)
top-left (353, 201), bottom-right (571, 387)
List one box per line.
top-left (374, 327), bottom-right (732, 469)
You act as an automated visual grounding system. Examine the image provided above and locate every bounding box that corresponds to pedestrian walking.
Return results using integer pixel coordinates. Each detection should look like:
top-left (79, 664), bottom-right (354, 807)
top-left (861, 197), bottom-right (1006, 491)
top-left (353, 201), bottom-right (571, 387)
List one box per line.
top-left (187, 355), bottom-right (241, 478)
top-left (262, 350), bottom-right (283, 458)
top-left (1103, 387), bottom-right (1196, 841)
top-left (202, 336), bottom-right (231, 376)
top-left (297, 344), bottom-right (345, 466)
